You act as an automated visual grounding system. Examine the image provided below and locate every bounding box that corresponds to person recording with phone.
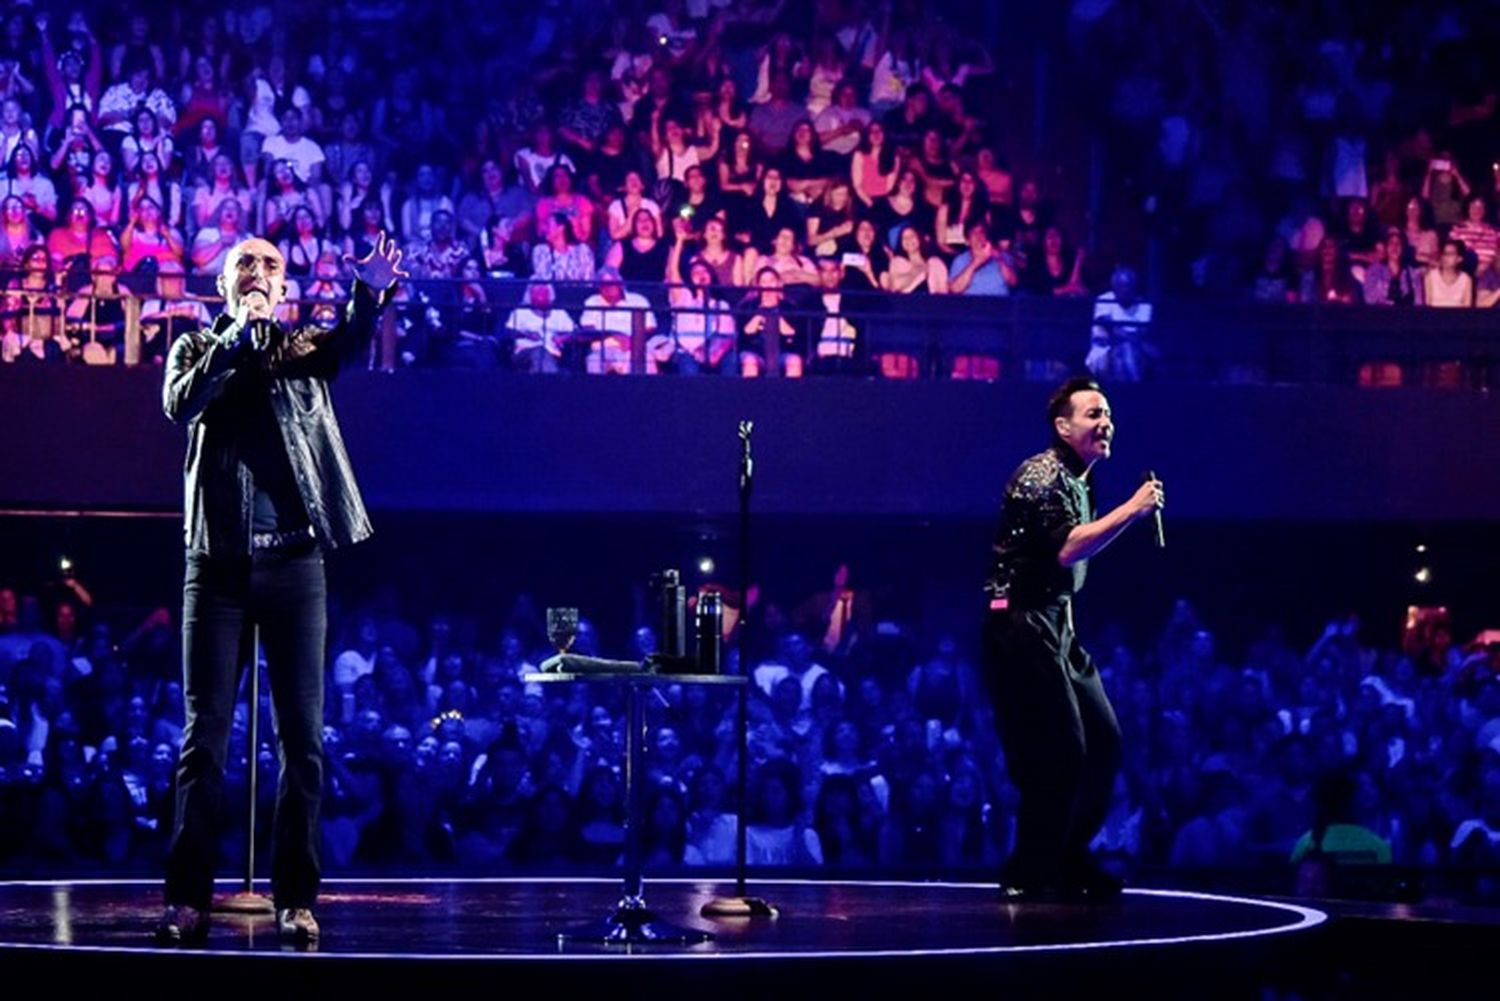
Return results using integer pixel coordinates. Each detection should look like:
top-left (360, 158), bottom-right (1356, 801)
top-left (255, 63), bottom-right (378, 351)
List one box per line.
top-left (982, 377), bottom-right (1164, 903)
top-left (156, 233), bottom-right (405, 946)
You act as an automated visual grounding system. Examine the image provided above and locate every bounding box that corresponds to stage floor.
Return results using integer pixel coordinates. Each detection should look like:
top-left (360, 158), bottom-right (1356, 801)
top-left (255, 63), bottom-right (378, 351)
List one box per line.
top-left (0, 876), bottom-right (1329, 995)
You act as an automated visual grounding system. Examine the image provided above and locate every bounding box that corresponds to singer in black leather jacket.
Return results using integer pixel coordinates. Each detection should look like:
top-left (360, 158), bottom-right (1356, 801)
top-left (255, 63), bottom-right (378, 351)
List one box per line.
top-left (155, 234), bottom-right (404, 949)
top-left (980, 377), bottom-right (1164, 904)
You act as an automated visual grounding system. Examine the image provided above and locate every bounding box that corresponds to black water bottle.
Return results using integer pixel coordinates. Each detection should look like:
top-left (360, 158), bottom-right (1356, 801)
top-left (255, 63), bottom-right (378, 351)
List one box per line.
top-left (696, 591), bottom-right (723, 674)
top-left (657, 569), bottom-right (686, 659)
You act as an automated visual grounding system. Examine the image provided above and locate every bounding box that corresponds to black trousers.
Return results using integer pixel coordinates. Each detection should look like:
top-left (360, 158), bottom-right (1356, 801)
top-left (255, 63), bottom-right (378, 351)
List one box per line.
top-left (982, 601), bottom-right (1122, 885)
top-left (165, 543), bottom-right (326, 910)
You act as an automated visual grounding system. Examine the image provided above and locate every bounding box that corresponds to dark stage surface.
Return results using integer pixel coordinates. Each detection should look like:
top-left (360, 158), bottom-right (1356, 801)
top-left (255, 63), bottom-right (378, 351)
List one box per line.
top-left (0, 877), bottom-right (1332, 995)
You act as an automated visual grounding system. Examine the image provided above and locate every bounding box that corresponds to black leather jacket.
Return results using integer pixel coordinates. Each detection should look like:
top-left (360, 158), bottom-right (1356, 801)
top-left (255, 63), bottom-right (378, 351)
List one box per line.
top-left (163, 281), bottom-right (390, 556)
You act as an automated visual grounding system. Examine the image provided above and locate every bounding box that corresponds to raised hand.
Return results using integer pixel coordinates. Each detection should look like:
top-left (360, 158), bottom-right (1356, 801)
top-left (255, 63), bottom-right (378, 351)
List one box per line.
top-left (345, 230), bottom-right (408, 291)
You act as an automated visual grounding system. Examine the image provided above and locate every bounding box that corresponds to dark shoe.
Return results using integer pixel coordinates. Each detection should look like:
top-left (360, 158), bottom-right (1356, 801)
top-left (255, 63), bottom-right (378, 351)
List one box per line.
top-left (1065, 857), bottom-right (1125, 902)
top-left (155, 904), bottom-right (210, 944)
top-left (277, 907), bottom-right (320, 943)
top-left (998, 881), bottom-right (1086, 904)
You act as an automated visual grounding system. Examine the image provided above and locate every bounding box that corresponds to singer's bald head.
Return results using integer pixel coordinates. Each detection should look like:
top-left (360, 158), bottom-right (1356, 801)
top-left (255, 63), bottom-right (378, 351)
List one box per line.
top-left (218, 237), bottom-right (287, 318)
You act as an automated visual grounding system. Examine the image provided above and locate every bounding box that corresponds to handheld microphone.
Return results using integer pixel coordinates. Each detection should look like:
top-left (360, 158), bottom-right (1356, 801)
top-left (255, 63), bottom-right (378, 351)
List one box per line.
top-left (1144, 470), bottom-right (1165, 549)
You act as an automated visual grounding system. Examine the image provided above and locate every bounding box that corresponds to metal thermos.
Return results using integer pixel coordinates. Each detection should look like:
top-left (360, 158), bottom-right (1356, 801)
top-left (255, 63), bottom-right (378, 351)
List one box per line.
top-left (656, 569), bottom-right (686, 659)
top-left (696, 591), bottom-right (723, 674)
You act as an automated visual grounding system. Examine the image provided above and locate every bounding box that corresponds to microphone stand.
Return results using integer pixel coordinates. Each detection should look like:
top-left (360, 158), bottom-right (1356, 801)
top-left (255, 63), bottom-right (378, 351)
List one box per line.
top-left (701, 421), bottom-right (778, 919)
top-left (218, 625), bottom-right (274, 915)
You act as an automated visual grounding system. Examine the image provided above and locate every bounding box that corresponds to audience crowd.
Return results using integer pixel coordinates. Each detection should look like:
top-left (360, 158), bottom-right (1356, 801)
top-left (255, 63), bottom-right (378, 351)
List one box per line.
top-left (0, 2), bottom-right (1492, 375)
top-left (2, 564), bottom-right (1498, 904)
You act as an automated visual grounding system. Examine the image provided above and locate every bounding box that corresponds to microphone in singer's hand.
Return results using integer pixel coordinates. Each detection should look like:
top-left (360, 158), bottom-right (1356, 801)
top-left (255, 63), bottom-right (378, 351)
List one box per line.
top-left (1143, 470), bottom-right (1165, 549)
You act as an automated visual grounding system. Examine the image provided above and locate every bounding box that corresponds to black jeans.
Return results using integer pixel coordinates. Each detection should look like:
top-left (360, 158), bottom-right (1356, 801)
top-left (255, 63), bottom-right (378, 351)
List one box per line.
top-left (982, 601), bottom-right (1122, 886)
top-left (165, 543), bottom-right (326, 910)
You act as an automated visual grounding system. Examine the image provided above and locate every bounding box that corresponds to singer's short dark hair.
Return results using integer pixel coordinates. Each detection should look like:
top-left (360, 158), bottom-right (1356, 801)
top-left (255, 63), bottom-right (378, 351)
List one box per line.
top-left (1048, 376), bottom-right (1103, 425)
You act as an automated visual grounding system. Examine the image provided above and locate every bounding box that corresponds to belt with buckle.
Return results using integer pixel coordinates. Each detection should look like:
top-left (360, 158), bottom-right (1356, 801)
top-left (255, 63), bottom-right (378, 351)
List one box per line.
top-left (251, 527), bottom-right (316, 551)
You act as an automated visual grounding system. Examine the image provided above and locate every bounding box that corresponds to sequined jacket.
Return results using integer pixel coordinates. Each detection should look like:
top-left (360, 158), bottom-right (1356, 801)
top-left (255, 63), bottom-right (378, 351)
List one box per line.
top-left (163, 281), bottom-right (390, 557)
top-left (984, 443), bottom-right (1096, 609)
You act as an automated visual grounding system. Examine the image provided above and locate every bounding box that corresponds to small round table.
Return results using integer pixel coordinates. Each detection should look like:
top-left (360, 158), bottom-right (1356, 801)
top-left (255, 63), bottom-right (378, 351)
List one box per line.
top-left (524, 668), bottom-right (748, 945)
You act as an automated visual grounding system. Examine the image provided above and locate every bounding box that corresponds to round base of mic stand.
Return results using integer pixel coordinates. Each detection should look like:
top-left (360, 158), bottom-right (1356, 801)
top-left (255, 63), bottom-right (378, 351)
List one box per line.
top-left (699, 895), bottom-right (779, 919)
top-left (216, 889), bottom-right (275, 914)
top-left (558, 895), bottom-right (713, 945)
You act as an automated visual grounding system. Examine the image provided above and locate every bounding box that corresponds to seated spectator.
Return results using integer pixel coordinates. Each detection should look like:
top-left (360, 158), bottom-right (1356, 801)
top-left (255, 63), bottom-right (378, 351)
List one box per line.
top-left (839, 217), bottom-right (891, 292)
top-left (747, 73), bottom-right (805, 159)
top-left (975, 147), bottom-right (1014, 208)
top-left (1362, 229), bottom-right (1423, 306)
top-left (578, 266), bottom-right (655, 375)
top-left (189, 197), bottom-right (247, 276)
top-left (337, 161), bottom-right (394, 239)
top-left (403, 209), bottom-right (471, 281)
top-left (673, 165), bottom-right (723, 243)
top-left (346, 197), bottom-right (394, 263)
top-left (46, 106), bottom-right (102, 197)
top-left (180, 117), bottom-right (226, 190)
top-left (781, 121), bottom-right (837, 204)
top-left (806, 181), bottom-right (857, 257)
top-left (513, 124), bottom-right (575, 195)
top-left (323, 111), bottom-right (378, 191)
top-left (606, 170), bottom-right (662, 244)
top-left (46, 199), bottom-right (118, 274)
top-left (531, 212), bottom-right (596, 283)
top-left (1300, 237), bottom-right (1359, 304)
top-left (654, 116), bottom-right (716, 188)
top-left (718, 131), bottom-right (764, 231)
top-left (120, 195), bottom-right (184, 274)
top-left (1251, 236), bottom-right (1299, 304)
top-left (1334, 197), bottom-right (1380, 271)
top-left (81, 150), bottom-right (121, 228)
top-left (0, 193), bottom-right (41, 268)
top-left (681, 215), bottom-right (744, 290)
top-left (851, 121), bottom-right (899, 208)
top-left (804, 39), bottom-right (848, 118)
top-left (815, 81), bottom-right (871, 162)
top-left (1087, 266), bottom-right (1155, 382)
top-left (558, 69), bottom-right (623, 161)
top-left (657, 251), bottom-right (736, 374)
top-left (4, 145), bottom-right (58, 225)
top-left (397, 162), bottom-right (453, 244)
top-left (881, 82), bottom-right (934, 152)
top-left (746, 759), bottom-right (823, 865)
top-left (97, 58), bottom-right (176, 145)
top-left (1450, 195), bottom-right (1498, 275)
top-left (507, 282), bottom-right (576, 373)
top-left (260, 108), bottom-right (325, 190)
top-left (605, 207), bottom-right (668, 283)
top-left (1424, 238), bottom-right (1473, 308)
top-left (457, 159), bottom-right (532, 246)
top-left (1476, 251), bottom-right (1500, 309)
top-left (910, 128), bottom-right (956, 209)
top-left (239, 54), bottom-right (311, 186)
top-left (64, 260), bottom-right (127, 364)
top-left (280, 205), bottom-right (341, 282)
top-left (948, 221), bottom-right (1016, 296)
top-left (750, 34), bottom-right (807, 106)
top-left (175, 56), bottom-right (231, 143)
top-left (1401, 196), bottom-right (1439, 268)
top-left (738, 266), bottom-right (802, 378)
top-left (1020, 225), bottom-right (1089, 297)
top-left (533, 165), bottom-right (593, 246)
top-left (126, 150), bottom-right (182, 233)
top-left (2, 246), bottom-right (69, 364)
top-left (750, 225), bottom-right (818, 288)
top-left (883, 224), bottom-right (948, 294)
top-left (810, 257), bottom-right (864, 374)
top-left (935, 170), bottom-right (990, 258)
top-left (872, 169), bottom-right (932, 250)
top-left (120, 107), bottom-right (174, 177)
top-left (189, 153), bottom-right (251, 234)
